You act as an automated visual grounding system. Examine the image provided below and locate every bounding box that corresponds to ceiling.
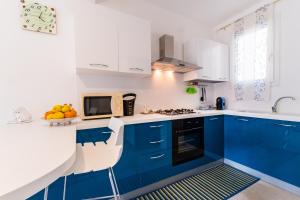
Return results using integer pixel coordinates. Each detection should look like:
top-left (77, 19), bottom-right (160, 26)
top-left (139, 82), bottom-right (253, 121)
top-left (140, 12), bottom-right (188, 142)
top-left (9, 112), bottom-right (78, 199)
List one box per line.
top-left (144, 0), bottom-right (263, 27)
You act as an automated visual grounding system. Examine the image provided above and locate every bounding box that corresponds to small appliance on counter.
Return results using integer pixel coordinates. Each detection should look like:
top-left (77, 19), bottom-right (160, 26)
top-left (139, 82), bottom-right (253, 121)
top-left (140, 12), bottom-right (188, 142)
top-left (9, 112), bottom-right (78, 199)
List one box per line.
top-left (123, 93), bottom-right (136, 116)
top-left (81, 92), bottom-right (123, 120)
top-left (8, 107), bottom-right (32, 124)
top-left (216, 97), bottom-right (226, 110)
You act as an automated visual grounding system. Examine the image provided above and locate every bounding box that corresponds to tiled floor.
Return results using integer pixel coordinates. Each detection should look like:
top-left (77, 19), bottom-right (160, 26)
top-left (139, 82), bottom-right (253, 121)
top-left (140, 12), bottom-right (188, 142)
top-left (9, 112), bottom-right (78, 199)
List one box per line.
top-left (231, 181), bottom-right (300, 200)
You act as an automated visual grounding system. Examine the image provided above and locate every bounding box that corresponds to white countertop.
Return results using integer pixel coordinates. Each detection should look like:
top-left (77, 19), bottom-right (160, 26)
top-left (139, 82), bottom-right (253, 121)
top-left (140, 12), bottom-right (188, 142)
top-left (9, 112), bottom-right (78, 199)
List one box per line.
top-left (224, 110), bottom-right (300, 123)
top-left (2, 109), bottom-right (300, 199)
top-left (77, 110), bottom-right (224, 130)
top-left (77, 110), bottom-right (300, 130)
top-left (0, 121), bottom-right (76, 200)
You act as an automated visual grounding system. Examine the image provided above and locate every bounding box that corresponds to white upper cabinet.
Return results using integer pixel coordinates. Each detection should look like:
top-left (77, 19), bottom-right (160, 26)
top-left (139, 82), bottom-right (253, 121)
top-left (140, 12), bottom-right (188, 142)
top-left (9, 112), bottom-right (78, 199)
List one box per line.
top-left (74, 4), bottom-right (151, 76)
top-left (118, 15), bottom-right (151, 75)
top-left (183, 39), bottom-right (229, 82)
top-left (74, 5), bottom-right (119, 72)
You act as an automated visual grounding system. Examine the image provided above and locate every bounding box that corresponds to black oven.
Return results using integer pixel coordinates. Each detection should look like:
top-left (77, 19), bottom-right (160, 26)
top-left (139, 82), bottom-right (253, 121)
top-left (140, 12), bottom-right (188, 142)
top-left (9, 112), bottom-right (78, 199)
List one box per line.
top-left (172, 117), bottom-right (204, 165)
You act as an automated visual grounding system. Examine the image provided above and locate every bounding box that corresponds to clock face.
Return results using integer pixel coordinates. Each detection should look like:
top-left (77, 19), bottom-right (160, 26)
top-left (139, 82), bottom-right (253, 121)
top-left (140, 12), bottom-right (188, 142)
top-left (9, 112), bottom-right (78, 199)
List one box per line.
top-left (20, 0), bottom-right (57, 34)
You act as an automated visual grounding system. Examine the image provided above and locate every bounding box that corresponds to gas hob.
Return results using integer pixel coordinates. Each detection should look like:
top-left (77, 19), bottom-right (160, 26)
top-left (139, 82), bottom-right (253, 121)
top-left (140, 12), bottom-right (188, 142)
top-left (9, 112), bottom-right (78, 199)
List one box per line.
top-left (156, 109), bottom-right (196, 116)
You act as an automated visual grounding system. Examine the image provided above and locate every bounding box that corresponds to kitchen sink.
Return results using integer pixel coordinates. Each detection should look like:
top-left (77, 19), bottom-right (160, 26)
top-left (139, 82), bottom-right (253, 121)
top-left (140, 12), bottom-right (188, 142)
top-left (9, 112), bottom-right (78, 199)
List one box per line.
top-left (235, 110), bottom-right (274, 115)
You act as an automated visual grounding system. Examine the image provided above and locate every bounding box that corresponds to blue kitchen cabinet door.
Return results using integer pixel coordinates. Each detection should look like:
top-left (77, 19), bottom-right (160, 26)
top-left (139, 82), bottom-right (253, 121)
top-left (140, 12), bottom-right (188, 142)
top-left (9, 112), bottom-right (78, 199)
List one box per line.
top-left (138, 149), bottom-right (173, 187)
top-left (27, 189), bottom-right (45, 200)
top-left (271, 120), bottom-right (300, 187)
top-left (27, 177), bottom-right (65, 200)
top-left (252, 119), bottom-right (300, 187)
top-left (113, 125), bottom-right (140, 194)
top-left (134, 121), bottom-right (172, 154)
top-left (65, 170), bottom-right (113, 200)
top-left (204, 115), bottom-right (224, 160)
top-left (225, 115), bottom-right (300, 188)
top-left (77, 127), bottom-right (112, 145)
top-left (224, 115), bottom-right (260, 163)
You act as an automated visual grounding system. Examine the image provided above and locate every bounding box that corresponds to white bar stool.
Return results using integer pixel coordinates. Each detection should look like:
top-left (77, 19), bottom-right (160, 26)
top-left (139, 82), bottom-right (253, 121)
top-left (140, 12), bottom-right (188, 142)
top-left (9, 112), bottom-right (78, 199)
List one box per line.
top-left (44, 117), bottom-right (124, 200)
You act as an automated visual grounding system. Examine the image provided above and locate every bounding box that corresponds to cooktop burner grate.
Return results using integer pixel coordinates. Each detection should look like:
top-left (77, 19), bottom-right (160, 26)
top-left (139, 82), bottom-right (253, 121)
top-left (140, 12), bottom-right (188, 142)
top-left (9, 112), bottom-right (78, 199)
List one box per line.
top-left (156, 109), bottom-right (196, 116)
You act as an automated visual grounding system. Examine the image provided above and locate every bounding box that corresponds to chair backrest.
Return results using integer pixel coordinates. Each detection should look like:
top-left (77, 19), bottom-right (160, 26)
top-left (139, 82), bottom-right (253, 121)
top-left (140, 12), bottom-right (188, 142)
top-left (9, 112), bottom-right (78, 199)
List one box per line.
top-left (108, 117), bottom-right (125, 146)
top-left (67, 117), bottom-right (125, 175)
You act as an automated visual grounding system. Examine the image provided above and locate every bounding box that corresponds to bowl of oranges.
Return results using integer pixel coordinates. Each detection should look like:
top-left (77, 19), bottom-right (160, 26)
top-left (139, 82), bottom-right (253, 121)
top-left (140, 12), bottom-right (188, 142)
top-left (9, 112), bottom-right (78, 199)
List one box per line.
top-left (44, 104), bottom-right (78, 126)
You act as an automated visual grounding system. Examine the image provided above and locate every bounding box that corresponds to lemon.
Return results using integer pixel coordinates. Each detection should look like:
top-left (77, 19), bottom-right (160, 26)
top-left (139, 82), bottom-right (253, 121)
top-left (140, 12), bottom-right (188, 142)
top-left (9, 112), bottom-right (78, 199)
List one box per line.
top-left (46, 114), bottom-right (55, 120)
top-left (54, 112), bottom-right (64, 119)
top-left (52, 105), bottom-right (62, 112)
top-left (61, 105), bottom-right (71, 113)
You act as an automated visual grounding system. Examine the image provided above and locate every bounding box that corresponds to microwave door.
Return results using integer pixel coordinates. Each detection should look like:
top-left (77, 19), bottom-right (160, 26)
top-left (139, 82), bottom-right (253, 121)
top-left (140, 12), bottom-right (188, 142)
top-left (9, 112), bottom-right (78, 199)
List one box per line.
top-left (84, 96), bottom-right (113, 117)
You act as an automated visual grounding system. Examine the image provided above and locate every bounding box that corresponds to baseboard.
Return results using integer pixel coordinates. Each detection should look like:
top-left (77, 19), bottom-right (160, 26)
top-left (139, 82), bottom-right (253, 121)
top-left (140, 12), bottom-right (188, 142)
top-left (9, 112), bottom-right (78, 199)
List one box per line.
top-left (224, 159), bottom-right (300, 197)
top-left (121, 159), bottom-right (224, 200)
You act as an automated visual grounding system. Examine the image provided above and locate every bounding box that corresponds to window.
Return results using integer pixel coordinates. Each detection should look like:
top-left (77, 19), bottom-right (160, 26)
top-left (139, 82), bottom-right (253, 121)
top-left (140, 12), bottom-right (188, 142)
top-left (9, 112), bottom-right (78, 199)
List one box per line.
top-left (232, 5), bottom-right (274, 101)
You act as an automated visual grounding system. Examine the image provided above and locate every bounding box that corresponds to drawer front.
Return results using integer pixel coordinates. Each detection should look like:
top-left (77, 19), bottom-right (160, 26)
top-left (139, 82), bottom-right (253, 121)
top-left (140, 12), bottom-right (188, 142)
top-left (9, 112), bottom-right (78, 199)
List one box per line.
top-left (135, 121), bottom-right (171, 153)
top-left (138, 149), bottom-right (172, 187)
top-left (138, 150), bottom-right (172, 173)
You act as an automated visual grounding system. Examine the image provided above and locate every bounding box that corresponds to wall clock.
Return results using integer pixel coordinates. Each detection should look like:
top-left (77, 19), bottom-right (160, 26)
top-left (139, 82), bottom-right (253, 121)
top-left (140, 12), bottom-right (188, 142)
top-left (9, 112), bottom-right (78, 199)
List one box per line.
top-left (20, 0), bottom-right (57, 34)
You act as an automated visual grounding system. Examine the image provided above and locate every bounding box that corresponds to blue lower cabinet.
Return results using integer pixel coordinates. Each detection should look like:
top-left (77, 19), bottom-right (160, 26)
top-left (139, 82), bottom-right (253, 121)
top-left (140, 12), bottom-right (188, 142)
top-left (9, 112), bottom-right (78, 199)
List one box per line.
top-left (27, 177), bottom-right (65, 200)
top-left (27, 189), bottom-right (45, 200)
top-left (204, 115), bottom-right (224, 160)
top-left (224, 115), bottom-right (258, 163)
top-left (47, 177), bottom-right (65, 200)
top-left (113, 125), bottom-right (140, 194)
top-left (65, 170), bottom-right (113, 200)
top-left (138, 150), bottom-right (172, 186)
top-left (77, 127), bottom-right (112, 145)
top-left (225, 115), bottom-right (300, 187)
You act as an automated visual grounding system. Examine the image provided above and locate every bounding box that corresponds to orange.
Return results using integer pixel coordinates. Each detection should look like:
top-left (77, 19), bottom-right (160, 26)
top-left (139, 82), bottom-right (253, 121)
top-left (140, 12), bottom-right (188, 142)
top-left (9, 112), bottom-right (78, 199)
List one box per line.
top-left (44, 111), bottom-right (54, 119)
top-left (64, 110), bottom-right (77, 118)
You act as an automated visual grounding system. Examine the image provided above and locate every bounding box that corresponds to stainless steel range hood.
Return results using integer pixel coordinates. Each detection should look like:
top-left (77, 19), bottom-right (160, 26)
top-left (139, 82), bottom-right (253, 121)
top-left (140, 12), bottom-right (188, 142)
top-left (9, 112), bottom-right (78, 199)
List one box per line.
top-left (152, 35), bottom-right (201, 73)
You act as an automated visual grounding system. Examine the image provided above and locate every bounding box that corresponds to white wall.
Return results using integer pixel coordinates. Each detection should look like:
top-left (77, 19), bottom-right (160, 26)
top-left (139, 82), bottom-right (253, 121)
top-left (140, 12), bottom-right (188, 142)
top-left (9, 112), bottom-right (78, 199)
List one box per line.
top-left (0, 0), bottom-right (76, 124)
top-left (213, 0), bottom-right (300, 115)
top-left (77, 72), bottom-right (215, 113)
top-left (0, 0), bottom-right (212, 123)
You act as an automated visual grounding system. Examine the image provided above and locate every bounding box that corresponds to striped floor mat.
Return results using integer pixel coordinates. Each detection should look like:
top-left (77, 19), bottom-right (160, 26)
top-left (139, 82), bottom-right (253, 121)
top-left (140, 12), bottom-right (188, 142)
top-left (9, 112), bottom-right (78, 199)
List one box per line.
top-left (135, 164), bottom-right (259, 200)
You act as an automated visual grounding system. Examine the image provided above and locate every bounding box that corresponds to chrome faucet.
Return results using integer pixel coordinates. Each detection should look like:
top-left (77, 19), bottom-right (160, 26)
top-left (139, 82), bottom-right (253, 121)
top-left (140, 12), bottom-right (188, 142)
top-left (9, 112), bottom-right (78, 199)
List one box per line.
top-left (272, 96), bottom-right (296, 113)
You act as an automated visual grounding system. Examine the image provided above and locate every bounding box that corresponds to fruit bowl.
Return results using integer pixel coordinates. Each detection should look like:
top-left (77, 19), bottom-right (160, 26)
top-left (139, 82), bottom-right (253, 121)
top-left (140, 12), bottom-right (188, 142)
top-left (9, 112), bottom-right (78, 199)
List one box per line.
top-left (43, 117), bottom-right (78, 126)
top-left (44, 104), bottom-right (78, 126)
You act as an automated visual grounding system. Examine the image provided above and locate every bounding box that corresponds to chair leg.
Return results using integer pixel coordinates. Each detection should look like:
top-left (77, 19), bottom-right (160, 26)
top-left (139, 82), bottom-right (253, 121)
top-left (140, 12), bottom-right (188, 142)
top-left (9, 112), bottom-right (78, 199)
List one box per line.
top-left (110, 167), bottom-right (120, 199)
top-left (63, 175), bottom-right (67, 200)
top-left (43, 186), bottom-right (48, 200)
top-left (108, 168), bottom-right (117, 199)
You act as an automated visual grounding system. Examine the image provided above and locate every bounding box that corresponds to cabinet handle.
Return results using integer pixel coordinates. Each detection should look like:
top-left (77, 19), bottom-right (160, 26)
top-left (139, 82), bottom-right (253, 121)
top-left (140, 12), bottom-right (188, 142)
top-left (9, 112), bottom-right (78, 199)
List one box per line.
top-left (89, 63), bottom-right (109, 68)
top-left (149, 139), bottom-right (165, 144)
top-left (237, 118), bottom-right (249, 122)
top-left (202, 76), bottom-right (210, 78)
top-left (129, 67), bottom-right (144, 72)
top-left (209, 118), bottom-right (219, 121)
top-left (101, 131), bottom-right (113, 134)
top-left (150, 125), bottom-right (164, 128)
top-left (150, 154), bottom-right (165, 160)
top-left (275, 123), bottom-right (296, 128)
top-left (176, 127), bottom-right (202, 133)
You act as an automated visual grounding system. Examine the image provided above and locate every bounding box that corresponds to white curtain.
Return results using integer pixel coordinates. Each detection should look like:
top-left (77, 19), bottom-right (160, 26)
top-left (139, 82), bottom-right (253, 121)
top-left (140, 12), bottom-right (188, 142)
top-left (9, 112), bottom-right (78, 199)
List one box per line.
top-left (232, 5), bottom-right (274, 101)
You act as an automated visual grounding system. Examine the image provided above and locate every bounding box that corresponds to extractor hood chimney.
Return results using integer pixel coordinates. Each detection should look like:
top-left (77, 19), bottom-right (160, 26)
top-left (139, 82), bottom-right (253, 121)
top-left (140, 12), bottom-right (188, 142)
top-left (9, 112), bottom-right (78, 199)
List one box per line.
top-left (152, 35), bottom-right (201, 73)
